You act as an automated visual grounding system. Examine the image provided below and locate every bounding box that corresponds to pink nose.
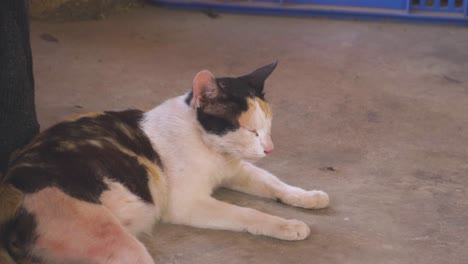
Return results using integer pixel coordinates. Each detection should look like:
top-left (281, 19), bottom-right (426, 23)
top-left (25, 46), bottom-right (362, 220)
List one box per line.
top-left (264, 149), bottom-right (273, 155)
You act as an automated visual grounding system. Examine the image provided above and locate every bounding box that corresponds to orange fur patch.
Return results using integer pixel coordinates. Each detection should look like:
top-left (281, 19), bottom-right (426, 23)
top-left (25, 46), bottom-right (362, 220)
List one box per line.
top-left (0, 185), bottom-right (23, 225)
top-left (238, 97), bottom-right (272, 127)
top-left (65, 112), bottom-right (103, 122)
top-left (8, 134), bottom-right (43, 162)
top-left (256, 98), bottom-right (272, 119)
top-left (103, 139), bottom-right (162, 185)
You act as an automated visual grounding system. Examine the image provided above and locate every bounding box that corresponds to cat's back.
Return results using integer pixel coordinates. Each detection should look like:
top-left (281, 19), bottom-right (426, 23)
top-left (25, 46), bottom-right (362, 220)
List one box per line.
top-left (5, 110), bottom-right (164, 205)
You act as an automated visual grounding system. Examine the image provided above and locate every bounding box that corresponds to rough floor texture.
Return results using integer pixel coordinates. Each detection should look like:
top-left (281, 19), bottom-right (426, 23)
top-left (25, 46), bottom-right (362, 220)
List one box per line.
top-left (30, 7), bottom-right (468, 264)
top-left (30, 0), bottom-right (144, 21)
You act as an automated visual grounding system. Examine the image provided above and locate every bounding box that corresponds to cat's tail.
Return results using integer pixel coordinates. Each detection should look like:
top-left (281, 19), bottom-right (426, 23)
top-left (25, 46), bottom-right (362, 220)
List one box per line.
top-left (0, 182), bottom-right (31, 264)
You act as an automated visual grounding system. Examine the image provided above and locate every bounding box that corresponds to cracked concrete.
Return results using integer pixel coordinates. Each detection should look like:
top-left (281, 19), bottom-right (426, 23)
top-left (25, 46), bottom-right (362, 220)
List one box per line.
top-left (30, 6), bottom-right (468, 264)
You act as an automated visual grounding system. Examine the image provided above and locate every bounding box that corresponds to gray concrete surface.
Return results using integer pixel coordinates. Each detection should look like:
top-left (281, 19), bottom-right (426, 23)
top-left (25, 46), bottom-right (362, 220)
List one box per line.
top-left (30, 6), bottom-right (468, 264)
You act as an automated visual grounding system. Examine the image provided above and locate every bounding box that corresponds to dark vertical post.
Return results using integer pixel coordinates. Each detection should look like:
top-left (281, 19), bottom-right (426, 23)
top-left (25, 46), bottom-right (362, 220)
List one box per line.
top-left (0, 0), bottom-right (40, 173)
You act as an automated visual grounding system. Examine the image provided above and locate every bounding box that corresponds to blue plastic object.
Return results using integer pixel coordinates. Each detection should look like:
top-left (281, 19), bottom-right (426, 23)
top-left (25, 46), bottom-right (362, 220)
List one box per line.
top-left (149, 0), bottom-right (468, 26)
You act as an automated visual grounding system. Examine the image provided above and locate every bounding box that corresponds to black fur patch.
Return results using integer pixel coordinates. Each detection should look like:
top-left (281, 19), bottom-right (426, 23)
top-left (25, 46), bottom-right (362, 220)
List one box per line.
top-left (217, 77), bottom-right (263, 100)
top-left (5, 110), bottom-right (160, 204)
top-left (1, 207), bottom-right (38, 260)
top-left (194, 78), bottom-right (254, 136)
top-left (238, 61), bottom-right (277, 99)
top-left (185, 91), bottom-right (193, 106)
top-left (196, 109), bottom-right (239, 135)
top-left (194, 63), bottom-right (275, 136)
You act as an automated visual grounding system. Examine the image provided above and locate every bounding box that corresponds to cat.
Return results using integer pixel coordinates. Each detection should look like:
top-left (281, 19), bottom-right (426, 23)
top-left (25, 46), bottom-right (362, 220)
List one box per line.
top-left (0, 62), bottom-right (329, 264)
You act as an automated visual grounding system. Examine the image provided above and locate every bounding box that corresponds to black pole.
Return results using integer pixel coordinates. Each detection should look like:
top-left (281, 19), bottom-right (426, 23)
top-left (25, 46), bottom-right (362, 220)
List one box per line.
top-left (0, 0), bottom-right (40, 174)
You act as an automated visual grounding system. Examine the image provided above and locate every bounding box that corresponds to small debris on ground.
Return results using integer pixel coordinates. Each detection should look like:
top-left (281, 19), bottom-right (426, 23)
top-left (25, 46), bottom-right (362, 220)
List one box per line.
top-left (40, 33), bottom-right (59, 42)
top-left (442, 75), bottom-right (462, 84)
top-left (203, 10), bottom-right (220, 19)
top-left (319, 166), bottom-right (337, 172)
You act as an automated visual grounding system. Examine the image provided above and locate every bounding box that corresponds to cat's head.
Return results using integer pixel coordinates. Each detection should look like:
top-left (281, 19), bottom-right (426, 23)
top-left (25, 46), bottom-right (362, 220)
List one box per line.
top-left (188, 62), bottom-right (277, 161)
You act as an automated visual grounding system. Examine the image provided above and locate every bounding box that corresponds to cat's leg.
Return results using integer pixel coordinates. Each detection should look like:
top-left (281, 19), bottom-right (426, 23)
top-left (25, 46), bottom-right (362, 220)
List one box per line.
top-left (23, 187), bottom-right (154, 264)
top-left (222, 161), bottom-right (329, 209)
top-left (168, 197), bottom-right (310, 241)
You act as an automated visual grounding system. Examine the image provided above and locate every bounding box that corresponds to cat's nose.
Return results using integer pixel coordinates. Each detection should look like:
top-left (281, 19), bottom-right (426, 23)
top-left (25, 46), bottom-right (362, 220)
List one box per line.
top-left (264, 149), bottom-right (273, 155)
top-left (263, 136), bottom-right (274, 155)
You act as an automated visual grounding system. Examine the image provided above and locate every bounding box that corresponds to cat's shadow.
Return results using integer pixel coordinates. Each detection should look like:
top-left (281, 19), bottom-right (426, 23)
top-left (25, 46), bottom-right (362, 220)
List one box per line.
top-left (213, 188), bottom-right (337, 217)
top-left (145, 210), bottom-right (348, 263)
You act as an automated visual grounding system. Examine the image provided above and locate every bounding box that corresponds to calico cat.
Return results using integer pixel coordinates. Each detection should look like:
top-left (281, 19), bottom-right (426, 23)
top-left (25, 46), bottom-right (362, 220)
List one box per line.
top-left (0, 62), bottom-right (329, 264)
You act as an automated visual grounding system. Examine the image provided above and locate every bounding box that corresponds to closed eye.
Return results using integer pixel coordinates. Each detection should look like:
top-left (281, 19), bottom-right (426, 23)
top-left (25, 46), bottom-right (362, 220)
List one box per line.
top-left (248, 129), bottom-right (259, 136)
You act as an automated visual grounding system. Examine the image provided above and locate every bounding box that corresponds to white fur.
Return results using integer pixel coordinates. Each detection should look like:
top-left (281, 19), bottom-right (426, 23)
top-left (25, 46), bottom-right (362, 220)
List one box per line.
top-left (204, 99), bottom-right (274, 161)
top-left (100, 179), bottom-right (159, 235)
top-left (141, 93), bottom-right (329, 241)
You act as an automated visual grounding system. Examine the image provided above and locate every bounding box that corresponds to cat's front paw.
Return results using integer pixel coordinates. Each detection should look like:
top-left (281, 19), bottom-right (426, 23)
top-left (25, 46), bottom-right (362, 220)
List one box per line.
top-left (273, 219), bottom-right (310, 241)
top-left (282, 190), bottom-right (330, 209)
top-left (304, 190), bottom-right (330, 209)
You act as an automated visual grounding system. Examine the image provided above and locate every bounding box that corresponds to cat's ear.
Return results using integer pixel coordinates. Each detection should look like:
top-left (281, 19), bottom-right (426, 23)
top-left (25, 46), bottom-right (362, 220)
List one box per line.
top-left (193, 70), bottom-right (218, 108)
top-left (240, 61), bottom-right (278, 95)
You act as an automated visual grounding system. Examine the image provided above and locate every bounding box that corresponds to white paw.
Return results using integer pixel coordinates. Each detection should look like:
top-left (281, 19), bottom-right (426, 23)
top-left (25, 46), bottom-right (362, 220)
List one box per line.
top-left (274, 219), bottom-right (310, 241)
top-left (282, 190), bottom-right (330, 209)
top-left (305, 190), bottom-right (330, 209)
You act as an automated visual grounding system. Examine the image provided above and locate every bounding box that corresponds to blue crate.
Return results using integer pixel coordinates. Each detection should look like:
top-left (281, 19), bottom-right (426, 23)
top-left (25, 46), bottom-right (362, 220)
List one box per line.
top-left (149, 0), bottom-right (468, 25)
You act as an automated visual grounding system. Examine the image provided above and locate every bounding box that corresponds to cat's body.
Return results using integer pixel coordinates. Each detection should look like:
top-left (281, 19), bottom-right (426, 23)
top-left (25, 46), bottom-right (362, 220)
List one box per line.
top-left (0, 63), bottom-right (329, 264)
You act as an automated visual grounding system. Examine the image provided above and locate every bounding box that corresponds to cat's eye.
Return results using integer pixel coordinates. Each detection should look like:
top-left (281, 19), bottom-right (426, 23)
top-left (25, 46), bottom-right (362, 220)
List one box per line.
top-left (248, 129), bottom-right (259, 136)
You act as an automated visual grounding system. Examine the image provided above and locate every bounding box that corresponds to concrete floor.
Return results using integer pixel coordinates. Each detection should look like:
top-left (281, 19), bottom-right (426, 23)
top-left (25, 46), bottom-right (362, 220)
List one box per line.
top-left (30, 6), bottom-right (468, 264)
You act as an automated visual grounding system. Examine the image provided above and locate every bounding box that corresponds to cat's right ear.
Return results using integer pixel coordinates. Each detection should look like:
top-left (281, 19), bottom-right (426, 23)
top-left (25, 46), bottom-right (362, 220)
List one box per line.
top-left (193, 70), bottom-right (218, 108)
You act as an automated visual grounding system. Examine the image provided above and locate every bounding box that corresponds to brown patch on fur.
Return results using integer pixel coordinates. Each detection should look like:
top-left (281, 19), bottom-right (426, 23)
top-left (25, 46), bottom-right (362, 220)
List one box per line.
top-left (104, 139), bottom-right (162, 184)
top-left (56, 139), bottom-right (101, 152)
top-left (65, 112), bottom-right (103, 122)
top-left (55, 141), bottom-right (78, 152)
top-left (0, 185), bottom-right (24, 225)
top-left (86, 140), bottom-right (103, 148)
top-left (8, 136), bottom-right (43, 165)
top-left (115, 122), bottom-right (134, 139)
top-left (256, 98), bottom-right (272, 119)
top-left (0, 186), bottom-right (32, 264)
top-left (238, 97), bottom-right (272, 127)
top-left (238, 98), bottom-right (256, 127)
top-left (0, 249), bottom-right (16, 264)
top-left (137, 156), bottom-right (161, 183)
top-left (0, 251), bottom-right (32, 264)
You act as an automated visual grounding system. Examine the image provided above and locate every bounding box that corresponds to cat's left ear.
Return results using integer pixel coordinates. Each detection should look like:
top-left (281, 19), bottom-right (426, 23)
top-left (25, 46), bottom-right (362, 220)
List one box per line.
top-left (240, 61), bottom-right (278, 96)
top-left (193, 70), bottom-right (218, 108)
